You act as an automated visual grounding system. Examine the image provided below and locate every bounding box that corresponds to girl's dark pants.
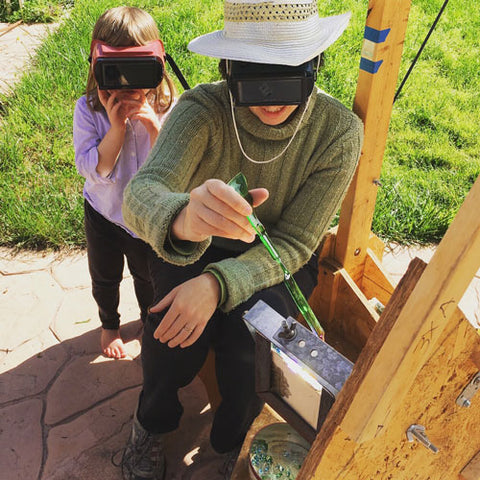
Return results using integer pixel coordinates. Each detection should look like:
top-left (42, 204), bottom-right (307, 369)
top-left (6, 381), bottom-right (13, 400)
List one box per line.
top-left (84, 200), bottom-right (154, 330)
top-left (138, 244), bottom-right (318, 453)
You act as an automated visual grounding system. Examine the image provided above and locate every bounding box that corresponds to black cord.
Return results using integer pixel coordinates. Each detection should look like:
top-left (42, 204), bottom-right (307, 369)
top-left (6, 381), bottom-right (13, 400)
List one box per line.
top-left (393, 0), bottom-right (450, 104)
top-left (165, 53), bottom-right (191, 91)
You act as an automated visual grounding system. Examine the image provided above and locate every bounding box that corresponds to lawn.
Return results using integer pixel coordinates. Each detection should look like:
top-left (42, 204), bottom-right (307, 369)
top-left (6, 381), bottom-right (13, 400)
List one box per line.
top-left (0, 0), bottom-right (478, 249)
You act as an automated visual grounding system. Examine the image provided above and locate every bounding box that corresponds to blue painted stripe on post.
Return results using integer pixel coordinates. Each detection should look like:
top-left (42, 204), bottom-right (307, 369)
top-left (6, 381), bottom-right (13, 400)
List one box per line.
top-left (364, 26), bottom-right (391, 43)
top-left (359, 58), bottom-right (384, 74)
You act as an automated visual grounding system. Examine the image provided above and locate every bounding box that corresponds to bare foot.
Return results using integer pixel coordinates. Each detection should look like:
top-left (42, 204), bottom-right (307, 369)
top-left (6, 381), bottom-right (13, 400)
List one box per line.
top-left (101, 329), bottom-right (127, 359)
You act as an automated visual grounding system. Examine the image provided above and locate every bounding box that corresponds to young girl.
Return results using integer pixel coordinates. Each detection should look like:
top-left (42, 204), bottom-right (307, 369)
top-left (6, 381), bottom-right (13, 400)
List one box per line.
top-left (73, 6), bottom-right (176, 359)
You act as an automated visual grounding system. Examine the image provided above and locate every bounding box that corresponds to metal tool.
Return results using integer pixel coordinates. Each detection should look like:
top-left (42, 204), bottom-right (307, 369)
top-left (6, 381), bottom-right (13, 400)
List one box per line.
top-left (228, 172), bottom-right (325, 339)
top-left (406, 424), bottom-right (439, 453)
top-left (244, 300), bottom-right (352, 398)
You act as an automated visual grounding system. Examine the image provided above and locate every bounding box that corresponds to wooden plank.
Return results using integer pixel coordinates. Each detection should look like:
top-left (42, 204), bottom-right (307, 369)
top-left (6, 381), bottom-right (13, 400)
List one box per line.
top-left (336, 173), bottom-right (480, 442)
top-left (300, 263), bottom-right (480, 478)
top-left (309, 257), bottom-right (343, 326)
top-left (333, 269), bottom-right (379, 351)
top-left (310, 258), bottom-right (378, 357)
top-left (300, 258), bottom-right (427, 478)
top-left (335, 0), bottom-right (413, 279)
top-left (362, 247), bottom-right (396, 306)
top-left (368, 232), bottom-right (386, 261)
top-left (460, 451), bottom-right (480, 480)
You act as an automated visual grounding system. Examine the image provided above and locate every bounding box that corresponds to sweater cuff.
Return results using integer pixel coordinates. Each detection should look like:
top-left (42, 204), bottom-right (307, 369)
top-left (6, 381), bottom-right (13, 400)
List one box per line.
top-left (203, 267), bottom-right (227, 308)
top-left (166, 223), bottom-right (197, 256)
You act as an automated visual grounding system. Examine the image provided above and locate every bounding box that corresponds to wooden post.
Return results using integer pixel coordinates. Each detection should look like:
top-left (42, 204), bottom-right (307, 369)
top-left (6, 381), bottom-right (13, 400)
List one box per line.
top-left (335, 0), bottom-right (412, 283)
top-left (309, 0), bottom-right (413, 354)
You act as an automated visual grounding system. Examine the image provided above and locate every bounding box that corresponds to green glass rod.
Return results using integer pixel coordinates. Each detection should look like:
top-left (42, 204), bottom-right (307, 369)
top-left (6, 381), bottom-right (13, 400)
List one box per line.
top-left (228, 173), bottom-right (325, 339)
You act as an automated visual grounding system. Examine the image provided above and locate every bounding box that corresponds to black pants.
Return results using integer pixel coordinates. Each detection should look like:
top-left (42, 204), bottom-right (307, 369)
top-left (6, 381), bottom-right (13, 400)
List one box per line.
top-left (137, 244), bottom-right (318, 453)
top-left (84, 200), bottom-right (154, 330)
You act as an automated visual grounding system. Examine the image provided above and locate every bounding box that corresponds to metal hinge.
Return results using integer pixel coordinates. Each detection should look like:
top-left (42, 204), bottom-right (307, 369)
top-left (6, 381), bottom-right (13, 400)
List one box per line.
top-left (456, 371), bottom-right (480, 408)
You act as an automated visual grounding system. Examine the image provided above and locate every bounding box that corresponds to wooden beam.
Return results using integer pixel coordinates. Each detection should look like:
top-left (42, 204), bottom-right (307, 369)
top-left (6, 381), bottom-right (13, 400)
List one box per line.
top-left (335, 0), bottom-right (412, 281)
top-left (333, 173), bottom-right (480, 443)
top-left (460, 451), bottom-right (480, 480)
top-left (361, 247), bottom-right (396, 306)
top-left (300, 303), bottom-right (480, 479)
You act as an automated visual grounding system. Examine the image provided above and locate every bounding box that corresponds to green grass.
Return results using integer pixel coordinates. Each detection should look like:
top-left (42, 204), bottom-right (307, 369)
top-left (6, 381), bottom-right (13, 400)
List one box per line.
top-left (0, 0), bottom-right (479, 249)
top-left (0, 0), bottom-right (71, 23)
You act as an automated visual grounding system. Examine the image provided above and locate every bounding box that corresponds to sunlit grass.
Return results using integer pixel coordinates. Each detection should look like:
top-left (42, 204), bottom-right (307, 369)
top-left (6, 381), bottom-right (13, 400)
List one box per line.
top-left (0, 0), bottom-right (478, 249)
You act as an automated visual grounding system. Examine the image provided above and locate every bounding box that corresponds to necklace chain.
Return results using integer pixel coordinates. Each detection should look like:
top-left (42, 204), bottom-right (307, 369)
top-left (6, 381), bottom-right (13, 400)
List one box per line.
top-left (229, 91), bottom-right (312, 165)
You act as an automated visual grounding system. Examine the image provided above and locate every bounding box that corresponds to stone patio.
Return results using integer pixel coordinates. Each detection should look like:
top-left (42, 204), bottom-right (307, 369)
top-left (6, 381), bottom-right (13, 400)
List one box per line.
top-left (1, 245), bottom-right (478, 479)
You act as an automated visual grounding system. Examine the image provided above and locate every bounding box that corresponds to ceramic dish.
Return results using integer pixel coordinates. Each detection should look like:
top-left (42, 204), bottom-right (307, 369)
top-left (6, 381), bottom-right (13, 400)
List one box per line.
top-left (248, 422), bottom-right (311, 479)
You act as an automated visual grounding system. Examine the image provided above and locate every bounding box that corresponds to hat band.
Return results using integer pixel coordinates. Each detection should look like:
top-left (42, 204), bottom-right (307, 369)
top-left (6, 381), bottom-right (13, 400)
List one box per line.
top-left (225, 1), bottom-right (318, 23)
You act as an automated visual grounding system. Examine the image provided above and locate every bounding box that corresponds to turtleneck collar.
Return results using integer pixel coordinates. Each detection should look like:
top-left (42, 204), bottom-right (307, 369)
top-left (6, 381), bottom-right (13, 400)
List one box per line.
top-left (225, 83), bottom-right (318, 141)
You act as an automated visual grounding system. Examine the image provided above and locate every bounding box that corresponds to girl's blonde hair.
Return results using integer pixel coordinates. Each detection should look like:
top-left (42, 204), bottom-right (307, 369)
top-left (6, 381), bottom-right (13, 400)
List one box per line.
top-left (86, 6), bottom-right (175, 113)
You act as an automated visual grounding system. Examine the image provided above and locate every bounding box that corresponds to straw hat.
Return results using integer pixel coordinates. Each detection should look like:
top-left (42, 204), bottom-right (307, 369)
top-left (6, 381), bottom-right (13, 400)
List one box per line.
top-left (188, 0), bottom-right (351, 66)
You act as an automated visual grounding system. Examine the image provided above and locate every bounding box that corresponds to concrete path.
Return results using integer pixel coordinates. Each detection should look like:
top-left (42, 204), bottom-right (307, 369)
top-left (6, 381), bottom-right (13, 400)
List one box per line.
top-left (1, 245), bottom-right (479, 480)
top-left (0, 22), bottom-right (58, 95)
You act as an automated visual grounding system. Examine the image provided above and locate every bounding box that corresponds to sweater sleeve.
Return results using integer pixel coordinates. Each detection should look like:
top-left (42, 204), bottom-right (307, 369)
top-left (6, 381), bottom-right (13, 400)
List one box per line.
top-left (122, 94), bottom-right (217, 264)
top-left (206, 111), bottom-right (364, 312)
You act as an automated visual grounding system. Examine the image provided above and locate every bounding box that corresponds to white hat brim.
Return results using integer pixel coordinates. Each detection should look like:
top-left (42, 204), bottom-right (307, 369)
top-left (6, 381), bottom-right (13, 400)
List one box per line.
top-left (188, 12), bottom-right (351, 66)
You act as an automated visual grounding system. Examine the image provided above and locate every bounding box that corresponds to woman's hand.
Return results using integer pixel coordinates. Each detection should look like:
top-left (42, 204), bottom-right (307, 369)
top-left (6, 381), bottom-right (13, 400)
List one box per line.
top-left (150, 273), bottom-right (221, 348)
top-left (171, 179), bottom-right (269, 243)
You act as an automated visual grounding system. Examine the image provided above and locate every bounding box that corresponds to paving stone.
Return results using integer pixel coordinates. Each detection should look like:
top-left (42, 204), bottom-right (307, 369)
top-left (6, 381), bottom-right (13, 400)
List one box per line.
top-left (459, 278), bottom-right (480, 330)
top-left (0, 329), bottom-right (67, 404)
top-left (382, 243), bottom-right (436, 283)
top-left (0, 270), bottom-right (62, 350)
top-left (43, 387), bottom-right (139, 479)
top-left (45, 352), bottom-right (142, 425)
top-left (164, 376), bottom-right (216, 480)
top-left (0, 246), bottom-right (57, 275)
top-left (0, 22), bottom-right (58, 94)
top-left (50, 251), bottom-right (91, 290)
top-left (43, 378), bottom-right (215, 480)
top-left (50, 282), bottom-right (142, 355)
top-left (0, 399), bottom-right (43, 480)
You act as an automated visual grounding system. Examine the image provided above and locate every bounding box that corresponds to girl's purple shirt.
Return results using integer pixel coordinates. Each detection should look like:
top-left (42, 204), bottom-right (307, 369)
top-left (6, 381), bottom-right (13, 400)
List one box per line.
top-left (73, 95), bottom-right (172, 236)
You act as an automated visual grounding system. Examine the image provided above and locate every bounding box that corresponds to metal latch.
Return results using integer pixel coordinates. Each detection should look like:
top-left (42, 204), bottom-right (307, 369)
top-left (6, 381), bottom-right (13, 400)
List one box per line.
top-left (456, 371), bottom-right (480, 408)
top-left (406, 424), bottom-right (439, 453)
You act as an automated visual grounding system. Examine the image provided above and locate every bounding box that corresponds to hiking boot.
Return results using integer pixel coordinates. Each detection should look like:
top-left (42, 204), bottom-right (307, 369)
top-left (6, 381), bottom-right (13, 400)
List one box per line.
top-left (121, 413), bottom-right (166, 480)
top-left (218, 445), bottom-right (242, 480)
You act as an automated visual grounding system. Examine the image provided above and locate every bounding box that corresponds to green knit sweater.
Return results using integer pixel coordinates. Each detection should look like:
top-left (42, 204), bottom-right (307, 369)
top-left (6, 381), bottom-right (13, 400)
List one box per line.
top-left (123, 81), bottom-right (363, 312)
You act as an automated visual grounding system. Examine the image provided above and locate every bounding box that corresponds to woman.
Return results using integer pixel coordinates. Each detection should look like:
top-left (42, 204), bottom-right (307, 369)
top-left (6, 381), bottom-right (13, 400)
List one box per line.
top-left (120, 1), bottom-right (363, 479)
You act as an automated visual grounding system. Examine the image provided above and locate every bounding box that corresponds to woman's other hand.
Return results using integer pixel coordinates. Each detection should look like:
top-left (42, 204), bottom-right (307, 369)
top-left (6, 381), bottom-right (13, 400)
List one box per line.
top-left (150, 273), bottom-right (221, 348)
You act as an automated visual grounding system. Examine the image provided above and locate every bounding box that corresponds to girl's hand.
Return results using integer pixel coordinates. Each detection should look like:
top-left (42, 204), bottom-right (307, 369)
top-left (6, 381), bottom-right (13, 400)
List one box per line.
top-left (97, 89), bottom-right (147, 131)
top-left (98, 89), bottom-right (129, 131)
top-left (151, 273), bottom-right (220, 348)
top-left (171, 179), bottom-right (269, 243)
top-left (129, 92), bottom-right (162, 145)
